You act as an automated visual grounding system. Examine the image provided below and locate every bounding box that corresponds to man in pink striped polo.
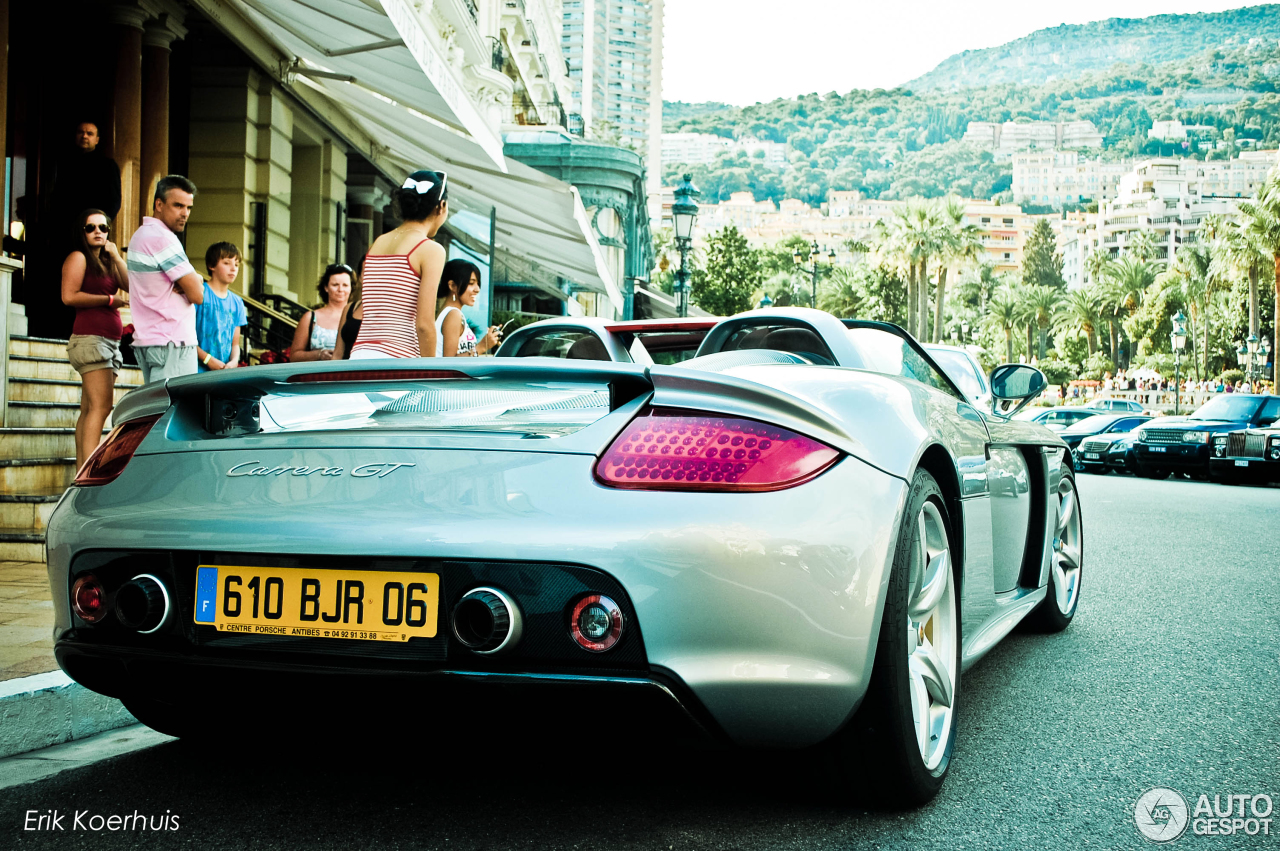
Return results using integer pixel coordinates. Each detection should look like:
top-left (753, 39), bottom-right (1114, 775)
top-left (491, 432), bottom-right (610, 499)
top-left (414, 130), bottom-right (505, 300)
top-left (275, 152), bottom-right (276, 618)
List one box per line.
top-left (127, 175), bottom-right (205, 383)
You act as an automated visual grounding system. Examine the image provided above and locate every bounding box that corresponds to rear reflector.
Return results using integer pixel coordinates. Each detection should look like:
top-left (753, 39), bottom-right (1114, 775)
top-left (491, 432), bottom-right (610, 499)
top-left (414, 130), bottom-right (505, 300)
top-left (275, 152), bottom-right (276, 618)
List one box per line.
top-left (74, 415), bottom-right (161, 487)
top-left (287, 369), bottom-right (472, 383)
top-left (595, 408), bottom-right (840, 492)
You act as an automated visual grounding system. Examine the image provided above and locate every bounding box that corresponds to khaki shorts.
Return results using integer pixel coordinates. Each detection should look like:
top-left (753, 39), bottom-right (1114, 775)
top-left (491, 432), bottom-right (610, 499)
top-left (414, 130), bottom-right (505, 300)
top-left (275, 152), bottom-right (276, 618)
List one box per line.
top-left (67, 335), bottom-right (123, 376)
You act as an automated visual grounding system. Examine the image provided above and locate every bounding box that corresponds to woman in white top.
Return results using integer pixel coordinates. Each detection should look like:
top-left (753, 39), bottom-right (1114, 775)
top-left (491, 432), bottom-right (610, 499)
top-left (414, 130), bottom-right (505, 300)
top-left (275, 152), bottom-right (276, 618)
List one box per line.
top-left (435, 259), bottom-right (501, 357)
top-left (290, 264), bottom-right (355, 361)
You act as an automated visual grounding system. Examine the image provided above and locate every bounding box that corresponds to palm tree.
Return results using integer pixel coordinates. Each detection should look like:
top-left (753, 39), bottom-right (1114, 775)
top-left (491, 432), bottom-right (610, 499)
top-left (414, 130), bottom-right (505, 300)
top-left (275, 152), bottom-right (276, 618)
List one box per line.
top-left (1056, 288), bottom-right (1102, 356)
top-left (1125, 230), bottom-right (1161, 263)
top-left (930, 197), bottom-right (984, 343)
top-left (886, 200), bottom-right (935, 339)
top-left (1011, 282), bottom-right (1038, 361)
top-left (817, 267), bottom-right (863, 318)
top-left (1237, 171), bottom-right (1280, 384)
top-left (1084, 249), bottom-right (1113, 288)
top-left (1025, 285), bottom-right (1064, 361)
top-left (1159, 245), bottom-right (1212, 379)
top-left (1101, 256), bottom-right (1162, 369)
top-left (1216, 216), bottom-right (1268, 341)
top-left (987, 289), bottom-right (1019, 364)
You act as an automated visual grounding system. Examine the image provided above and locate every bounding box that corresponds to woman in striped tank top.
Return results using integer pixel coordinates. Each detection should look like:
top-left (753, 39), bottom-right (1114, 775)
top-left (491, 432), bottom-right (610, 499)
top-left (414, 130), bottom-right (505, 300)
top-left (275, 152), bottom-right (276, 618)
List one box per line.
top-left (350, 170), bottom-right (450, 359)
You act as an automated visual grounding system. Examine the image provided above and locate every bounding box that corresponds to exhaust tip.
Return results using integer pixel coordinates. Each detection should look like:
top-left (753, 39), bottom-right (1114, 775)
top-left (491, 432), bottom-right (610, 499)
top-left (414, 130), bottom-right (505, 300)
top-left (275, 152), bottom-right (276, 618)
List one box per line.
top-left (114, 574), bottom-right (171, 633)
top-left (452, 587), bottom-right (522, 655)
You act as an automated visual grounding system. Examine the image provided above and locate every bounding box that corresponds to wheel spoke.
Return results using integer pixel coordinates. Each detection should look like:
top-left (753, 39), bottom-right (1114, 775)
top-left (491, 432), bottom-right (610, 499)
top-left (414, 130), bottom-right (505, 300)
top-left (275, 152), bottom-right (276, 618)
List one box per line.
top-left (911, 642), bottom-right (954, 709)
top-left (1057, 490), bottom-right (1075, 536)
top-left (909, 512), bottom-right (928, 601)
top-left (909, 549), bottom-right (949, 619)
top-left (1054, 565), bottom-right (1074, 612)
top-left (1059, 544), bottom-right (1081, 572)
top-left (908, 668), bottom-right (931, 758)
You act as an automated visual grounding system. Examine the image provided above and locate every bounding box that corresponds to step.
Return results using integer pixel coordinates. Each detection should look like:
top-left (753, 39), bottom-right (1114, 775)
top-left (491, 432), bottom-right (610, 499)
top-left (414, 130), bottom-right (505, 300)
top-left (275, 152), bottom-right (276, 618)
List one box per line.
top-left (0, 492), bottom-right (61, 534)
top-left (6, 378), bottom-right (138, 405)
top-left (8, 354), bottom-right (143, 384)
top-left (5, 403), bottom-right (81, 429)
top-left (0, 458), bottom-right (77, 493)
top-left (0, 528), bottom-right (46, 562)
top-left (0, 428), bottom-right (109, 462)
top-left (7, 335), bottom-right (72, 360)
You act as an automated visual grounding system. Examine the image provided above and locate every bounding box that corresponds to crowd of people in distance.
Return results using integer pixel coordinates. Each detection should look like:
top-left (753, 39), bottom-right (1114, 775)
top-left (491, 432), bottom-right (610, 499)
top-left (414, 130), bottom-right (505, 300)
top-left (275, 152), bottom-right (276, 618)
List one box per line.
top-left (1098, 371), bottom-right (1273, 396)
top-left (59, 158), bottom-right (505, 469)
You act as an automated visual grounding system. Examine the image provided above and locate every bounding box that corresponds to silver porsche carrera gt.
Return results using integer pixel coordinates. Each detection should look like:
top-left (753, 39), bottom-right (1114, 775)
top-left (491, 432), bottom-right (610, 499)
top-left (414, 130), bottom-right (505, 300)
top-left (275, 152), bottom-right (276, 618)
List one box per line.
top-left (46, 307), bottom-right (1081, 805)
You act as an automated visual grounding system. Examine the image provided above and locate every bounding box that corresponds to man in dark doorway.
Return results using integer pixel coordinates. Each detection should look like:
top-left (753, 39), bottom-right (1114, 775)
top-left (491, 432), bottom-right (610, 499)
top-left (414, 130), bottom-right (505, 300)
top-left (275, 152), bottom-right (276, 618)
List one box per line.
top-left (32, 122), bottom-right (123, 338)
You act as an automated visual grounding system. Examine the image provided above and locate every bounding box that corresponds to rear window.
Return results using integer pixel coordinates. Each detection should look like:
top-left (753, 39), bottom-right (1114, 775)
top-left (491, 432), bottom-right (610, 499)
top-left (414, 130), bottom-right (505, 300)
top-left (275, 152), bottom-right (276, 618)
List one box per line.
top-left (515, 330), bottom-right (614, 361)
top-left (253, 380), bottom-right (613, 439)
top-left (634, 331), bottom-right (707, 365)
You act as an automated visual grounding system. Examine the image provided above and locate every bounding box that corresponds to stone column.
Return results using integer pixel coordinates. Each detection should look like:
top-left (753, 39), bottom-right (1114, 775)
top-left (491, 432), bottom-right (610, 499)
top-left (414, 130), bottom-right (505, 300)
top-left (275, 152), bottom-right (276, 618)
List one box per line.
top-left (141, 15), bottom-right (185, 225)
top-left (107, 3), bottom-right (148, 246)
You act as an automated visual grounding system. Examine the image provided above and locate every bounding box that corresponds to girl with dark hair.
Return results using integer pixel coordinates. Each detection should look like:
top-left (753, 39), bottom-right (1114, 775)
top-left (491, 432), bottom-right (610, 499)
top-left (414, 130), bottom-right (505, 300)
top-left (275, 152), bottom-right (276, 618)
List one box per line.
top-left (331, 297), bottom-right (362, 360)
top-left (290, 263), bottom-right (356, 361)
top-left (435, 259), bottom-right (502, 357)
top-left (61, 209), bottom-right (129, 469)
top-left (350, 170), bottom-right (449, 359)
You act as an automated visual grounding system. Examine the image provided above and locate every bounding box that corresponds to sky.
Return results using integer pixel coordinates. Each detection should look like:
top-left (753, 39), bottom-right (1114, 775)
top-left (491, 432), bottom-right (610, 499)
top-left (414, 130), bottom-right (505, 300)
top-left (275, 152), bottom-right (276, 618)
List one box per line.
top-left (662, 0), bottom-right (1267, 105)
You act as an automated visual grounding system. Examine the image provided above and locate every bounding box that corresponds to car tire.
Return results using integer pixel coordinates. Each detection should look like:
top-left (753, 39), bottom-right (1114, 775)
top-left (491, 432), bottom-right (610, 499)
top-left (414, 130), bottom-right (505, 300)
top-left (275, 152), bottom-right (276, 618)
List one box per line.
top-left (1025, 469), bottom-right (1083, 633)
top-left (819, 469), bottom-right (959, 807)
top-left (1138, 465), bottom-right (1171, 480)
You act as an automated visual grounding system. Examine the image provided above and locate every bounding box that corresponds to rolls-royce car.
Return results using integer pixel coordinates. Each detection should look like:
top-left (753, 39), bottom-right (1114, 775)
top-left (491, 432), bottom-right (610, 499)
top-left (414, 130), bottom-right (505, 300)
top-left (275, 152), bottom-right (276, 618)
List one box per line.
top-left (1134, 394), bottom-right (1280, 479)
top-left (47, 308), bottom-right (1081, 806)
top-left (495, 316), bottom-right (716, 365)
top-left (1209, 426), bottom-right (1280, 484)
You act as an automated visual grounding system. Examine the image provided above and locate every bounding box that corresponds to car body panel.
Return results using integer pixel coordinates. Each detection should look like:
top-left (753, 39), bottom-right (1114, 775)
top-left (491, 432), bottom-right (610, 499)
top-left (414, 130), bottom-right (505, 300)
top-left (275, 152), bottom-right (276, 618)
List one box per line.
top-left (47, 308), bottom-right (1076, 753)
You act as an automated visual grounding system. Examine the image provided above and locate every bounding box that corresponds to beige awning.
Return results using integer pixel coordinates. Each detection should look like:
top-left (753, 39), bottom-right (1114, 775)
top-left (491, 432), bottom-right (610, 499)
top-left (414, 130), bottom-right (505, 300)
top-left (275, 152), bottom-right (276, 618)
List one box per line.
top-left (304, 76), bottom-right (621, 310)
top-left (223, 0), bottom-right (506, 169)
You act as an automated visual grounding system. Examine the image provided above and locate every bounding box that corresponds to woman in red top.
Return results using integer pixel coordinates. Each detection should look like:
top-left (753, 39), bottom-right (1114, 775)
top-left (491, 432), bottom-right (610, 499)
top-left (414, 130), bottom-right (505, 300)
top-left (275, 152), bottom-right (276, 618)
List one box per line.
top-left (350, 170), bottom-right (449, 359)
top-left (61, 209), bottom-right (129, 470)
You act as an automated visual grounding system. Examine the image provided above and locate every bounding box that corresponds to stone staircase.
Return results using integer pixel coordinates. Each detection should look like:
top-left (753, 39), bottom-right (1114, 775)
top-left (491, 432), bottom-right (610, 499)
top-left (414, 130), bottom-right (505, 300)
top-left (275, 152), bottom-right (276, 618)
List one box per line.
top-left (1, 336), bottom-right (144, 561)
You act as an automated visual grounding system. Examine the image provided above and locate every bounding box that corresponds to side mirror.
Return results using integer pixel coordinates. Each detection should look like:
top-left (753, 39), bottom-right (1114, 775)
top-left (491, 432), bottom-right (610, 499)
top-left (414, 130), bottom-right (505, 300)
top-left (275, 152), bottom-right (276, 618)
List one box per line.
top-left (989, 364), bottom-right (1048, 420)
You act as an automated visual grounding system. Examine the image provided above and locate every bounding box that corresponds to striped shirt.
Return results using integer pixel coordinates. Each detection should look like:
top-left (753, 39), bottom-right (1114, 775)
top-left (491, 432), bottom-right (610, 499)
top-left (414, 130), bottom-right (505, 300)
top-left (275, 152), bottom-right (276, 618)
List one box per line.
top-left (127, 216), bottom-right (197, 347)
top-left (351, 241), bottom-right (430, 359)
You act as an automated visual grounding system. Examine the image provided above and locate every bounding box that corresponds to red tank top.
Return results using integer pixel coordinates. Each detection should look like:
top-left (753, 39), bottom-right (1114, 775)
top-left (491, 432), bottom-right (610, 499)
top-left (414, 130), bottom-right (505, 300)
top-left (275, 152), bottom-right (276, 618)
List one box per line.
top-left (351, 239), bottom-right (432, 359)
top-left (72, 267), bottom-right (124, 340)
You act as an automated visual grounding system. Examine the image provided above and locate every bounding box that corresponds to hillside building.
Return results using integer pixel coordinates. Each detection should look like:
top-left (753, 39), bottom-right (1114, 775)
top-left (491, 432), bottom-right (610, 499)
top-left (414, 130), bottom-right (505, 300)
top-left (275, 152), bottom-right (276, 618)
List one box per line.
top-left (1013, 152), bottom-right (1132, 206)
top-left (661, 132), bottom-right (788, 169)
top-left (963, 120), bottom-right (1103, 153)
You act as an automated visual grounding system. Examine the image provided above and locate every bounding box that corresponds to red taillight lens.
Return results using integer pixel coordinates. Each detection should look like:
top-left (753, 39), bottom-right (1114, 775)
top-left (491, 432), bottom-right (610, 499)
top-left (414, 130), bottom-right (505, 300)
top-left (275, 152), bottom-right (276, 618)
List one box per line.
top-left (71, 575), bottom-right (107, 623)
top-left (73, 415), bottom-right (161, 487)
top-left (595, 408), bottom-right (840, 492)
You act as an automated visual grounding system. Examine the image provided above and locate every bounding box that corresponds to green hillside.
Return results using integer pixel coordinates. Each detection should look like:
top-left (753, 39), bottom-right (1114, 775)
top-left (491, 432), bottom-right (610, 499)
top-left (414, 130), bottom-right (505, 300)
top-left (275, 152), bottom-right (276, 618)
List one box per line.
top-left (907, 5), bottom-right (1280, 91)
top-left (662, 36), bottom-right (1280, 208)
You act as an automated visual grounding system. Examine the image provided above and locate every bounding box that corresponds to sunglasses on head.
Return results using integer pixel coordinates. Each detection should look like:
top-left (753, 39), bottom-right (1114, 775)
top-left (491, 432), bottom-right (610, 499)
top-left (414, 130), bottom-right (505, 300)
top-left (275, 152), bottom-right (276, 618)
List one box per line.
top-left (326, 264), bottom-right (354, 276)
top-left (83, 223), bottom-right (109, 234)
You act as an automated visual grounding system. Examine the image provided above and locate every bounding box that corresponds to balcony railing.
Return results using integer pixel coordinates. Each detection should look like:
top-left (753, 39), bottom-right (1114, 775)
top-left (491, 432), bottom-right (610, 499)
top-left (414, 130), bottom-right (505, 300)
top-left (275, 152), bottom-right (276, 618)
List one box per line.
top-left (463, 0), bottom-right (479, 24)
top-left (490, 37), bottom-right (507, 71)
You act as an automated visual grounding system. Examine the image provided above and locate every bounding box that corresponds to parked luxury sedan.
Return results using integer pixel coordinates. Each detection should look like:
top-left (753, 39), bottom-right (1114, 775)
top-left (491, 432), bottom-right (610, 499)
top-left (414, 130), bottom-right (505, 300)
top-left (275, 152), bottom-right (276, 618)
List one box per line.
top-left (1013, 406), bottom-right (1103, 432)
top-left (48, 308), bottom-right (1080, 807)
top-left (1083, 398), bottom-right (1145, 413)
top-left (1209, 426), bottom-right (1280, 484)
top-left (1065, 414), bottom-right (1153, 472)
top-left (1134, 394), bottom-right (1280, 479)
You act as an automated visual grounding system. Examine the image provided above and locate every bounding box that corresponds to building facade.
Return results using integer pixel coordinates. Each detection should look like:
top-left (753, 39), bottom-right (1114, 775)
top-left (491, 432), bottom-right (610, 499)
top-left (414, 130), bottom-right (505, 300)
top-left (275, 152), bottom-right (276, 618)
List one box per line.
top-left (963, 120), bottom-right (1103, 153)
top-left (561, 0), bottom-right (663, 219)
top-left (1012, 151), bottom-right (1132, 207)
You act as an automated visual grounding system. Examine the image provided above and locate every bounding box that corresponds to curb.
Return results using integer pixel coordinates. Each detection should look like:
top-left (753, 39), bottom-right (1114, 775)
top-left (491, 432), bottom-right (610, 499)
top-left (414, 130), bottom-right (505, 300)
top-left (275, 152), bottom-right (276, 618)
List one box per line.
top-left (0, 671), bottom-right (137, 759)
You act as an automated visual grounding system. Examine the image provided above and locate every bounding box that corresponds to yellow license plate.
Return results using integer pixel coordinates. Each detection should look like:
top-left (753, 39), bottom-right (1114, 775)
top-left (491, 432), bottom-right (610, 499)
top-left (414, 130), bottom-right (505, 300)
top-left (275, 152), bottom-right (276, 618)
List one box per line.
top-left (194, 565), bottom-right (439, 642)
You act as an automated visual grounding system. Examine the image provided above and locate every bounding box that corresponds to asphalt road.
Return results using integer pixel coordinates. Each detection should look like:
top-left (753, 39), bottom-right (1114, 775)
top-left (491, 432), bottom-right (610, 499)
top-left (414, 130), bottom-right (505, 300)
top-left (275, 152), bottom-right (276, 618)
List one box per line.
top-left (5, 473), bottom-right (1279, 850)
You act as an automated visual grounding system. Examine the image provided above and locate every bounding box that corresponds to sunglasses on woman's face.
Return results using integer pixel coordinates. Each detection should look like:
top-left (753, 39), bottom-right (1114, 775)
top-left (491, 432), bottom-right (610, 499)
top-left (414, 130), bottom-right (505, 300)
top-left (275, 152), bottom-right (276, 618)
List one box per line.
top-left (83, 223), bottom-right (109, 234)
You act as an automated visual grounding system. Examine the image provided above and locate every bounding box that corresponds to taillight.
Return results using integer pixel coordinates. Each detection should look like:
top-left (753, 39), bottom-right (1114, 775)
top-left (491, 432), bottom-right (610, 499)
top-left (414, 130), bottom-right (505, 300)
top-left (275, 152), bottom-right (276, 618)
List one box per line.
top-left (73, 415), bottom-right (162, 486)
top-left (570, 594), bottom-right (623, 652)
top-left (288, 369), bottom-right (471, 383)
top-left (71, 575), bottom-right (107, 623)
top-left (594, 408), bottom-right (840, 492)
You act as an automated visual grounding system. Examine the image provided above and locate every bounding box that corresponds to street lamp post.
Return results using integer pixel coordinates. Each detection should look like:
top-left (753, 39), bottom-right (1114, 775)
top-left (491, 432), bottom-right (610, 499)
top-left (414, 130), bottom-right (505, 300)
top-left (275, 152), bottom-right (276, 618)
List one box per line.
top-left (1246, 333), bottom-right (1260, 387)
top-left (671, 174), bottom-right (700, 318)
top-left (759, 294), bottom-right (773, 309)
top-left (793, 240), bottom-right (837, 309)
top-left (961, 322), bottom-right (970, 343)
top-left (1262, 336), bottom-right (1273, 390)
top-left (1171, 310), bottom-right (1187, 416)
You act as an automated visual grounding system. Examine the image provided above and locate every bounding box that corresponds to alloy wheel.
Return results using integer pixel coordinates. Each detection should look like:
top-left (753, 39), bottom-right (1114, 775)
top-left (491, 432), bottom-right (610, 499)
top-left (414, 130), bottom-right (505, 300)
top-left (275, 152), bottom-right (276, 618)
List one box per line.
top-left (1051, 476), bottom-right (1082, 615)
top-left (906, 500), bottom-right (957, 772)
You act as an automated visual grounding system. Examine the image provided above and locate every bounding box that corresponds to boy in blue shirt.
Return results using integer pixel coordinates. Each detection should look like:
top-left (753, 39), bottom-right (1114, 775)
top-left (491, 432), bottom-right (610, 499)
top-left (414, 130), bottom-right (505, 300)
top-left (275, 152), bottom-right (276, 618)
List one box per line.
top-left (195, 242), bottom-right (248, 371)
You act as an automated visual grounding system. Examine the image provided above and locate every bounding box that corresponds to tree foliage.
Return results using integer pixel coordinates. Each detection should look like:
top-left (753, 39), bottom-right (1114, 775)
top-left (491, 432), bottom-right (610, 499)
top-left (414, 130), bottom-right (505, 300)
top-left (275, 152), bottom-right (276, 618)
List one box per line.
top-left (690, 226), bottom-right (762, 316)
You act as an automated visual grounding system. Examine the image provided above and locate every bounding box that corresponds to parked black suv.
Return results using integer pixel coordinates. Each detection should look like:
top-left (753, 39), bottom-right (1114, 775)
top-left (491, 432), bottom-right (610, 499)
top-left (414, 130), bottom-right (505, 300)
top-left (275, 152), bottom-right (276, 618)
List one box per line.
top-left (1134, 395), bottom-right (1280, 479)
